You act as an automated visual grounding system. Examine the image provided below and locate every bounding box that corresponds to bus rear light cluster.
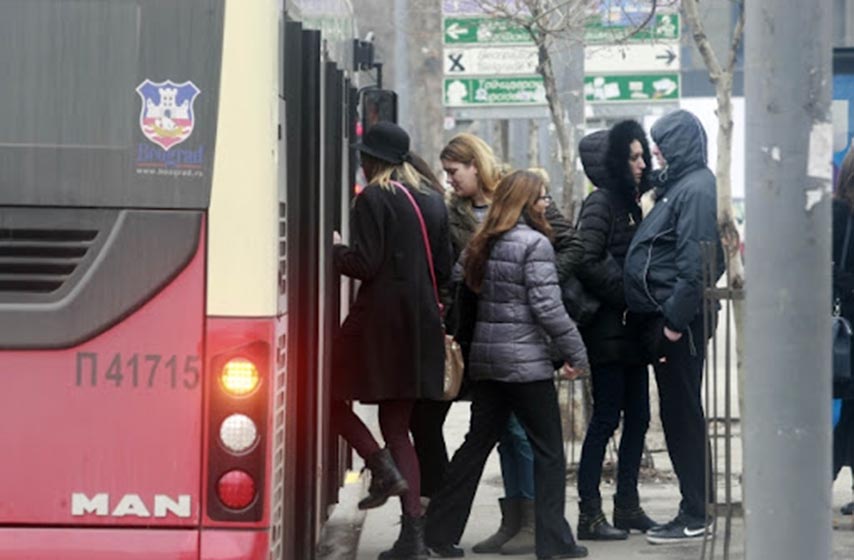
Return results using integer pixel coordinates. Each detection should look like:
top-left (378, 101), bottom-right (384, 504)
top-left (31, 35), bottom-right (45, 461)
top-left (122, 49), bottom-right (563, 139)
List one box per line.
top-left (206, 329), bottom-right (269, 522)
top-left (216, 469), bottom-right (256, 510)
top-left (219, 413), bottom-right (258, 454)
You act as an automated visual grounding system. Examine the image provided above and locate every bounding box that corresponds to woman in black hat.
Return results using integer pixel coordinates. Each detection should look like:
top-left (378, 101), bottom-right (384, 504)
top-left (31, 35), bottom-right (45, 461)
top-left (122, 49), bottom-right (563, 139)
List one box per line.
top-left (331, 122), bottom-right (453, 559)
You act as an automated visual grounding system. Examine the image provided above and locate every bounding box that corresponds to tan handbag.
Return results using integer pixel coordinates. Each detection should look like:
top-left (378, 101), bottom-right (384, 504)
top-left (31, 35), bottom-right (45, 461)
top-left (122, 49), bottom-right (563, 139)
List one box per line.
top-left (392, 181), bottom-right (464, 401)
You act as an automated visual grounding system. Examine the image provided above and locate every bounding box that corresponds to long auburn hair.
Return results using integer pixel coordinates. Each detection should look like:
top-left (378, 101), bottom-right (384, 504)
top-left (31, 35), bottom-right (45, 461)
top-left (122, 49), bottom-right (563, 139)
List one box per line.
top-left (439, 133), bottom-right (500, 198)
top-left (837, 147), bottom-right (854, 212)
top-left (464, 170), bottom-right (552, 293)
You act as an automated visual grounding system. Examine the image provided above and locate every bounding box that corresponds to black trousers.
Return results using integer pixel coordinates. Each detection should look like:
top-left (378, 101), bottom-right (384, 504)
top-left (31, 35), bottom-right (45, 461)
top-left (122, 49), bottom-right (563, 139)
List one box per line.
top-left (577, 362), bottom-right (650, 505)
top-left (425, 379), bottom-right (578, 557)
top-left (648, 316), bottom-right (713, 519)
top-left (411, 399), bottom-right (453, 498)
top-left (834, 399), bottom-right (854, 478)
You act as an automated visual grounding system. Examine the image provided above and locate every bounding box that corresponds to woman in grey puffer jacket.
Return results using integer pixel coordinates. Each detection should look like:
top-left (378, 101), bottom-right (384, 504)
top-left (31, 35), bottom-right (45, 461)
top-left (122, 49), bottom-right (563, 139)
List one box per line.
top-left (425, 171), bottom-right (590, 560)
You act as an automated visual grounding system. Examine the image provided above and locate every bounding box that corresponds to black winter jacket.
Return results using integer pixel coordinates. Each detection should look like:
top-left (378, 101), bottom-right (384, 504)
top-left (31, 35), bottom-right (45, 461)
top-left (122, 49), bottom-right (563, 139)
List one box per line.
top-left (573, 127), bottom-right (645, 365)
top-left (624, 110), bottom-right (724, 333)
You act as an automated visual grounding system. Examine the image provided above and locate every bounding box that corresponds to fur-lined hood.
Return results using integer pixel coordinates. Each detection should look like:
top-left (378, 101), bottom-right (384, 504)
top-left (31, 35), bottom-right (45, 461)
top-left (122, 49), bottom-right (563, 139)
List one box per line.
top-left (579, 120), bottom-right (651, 198)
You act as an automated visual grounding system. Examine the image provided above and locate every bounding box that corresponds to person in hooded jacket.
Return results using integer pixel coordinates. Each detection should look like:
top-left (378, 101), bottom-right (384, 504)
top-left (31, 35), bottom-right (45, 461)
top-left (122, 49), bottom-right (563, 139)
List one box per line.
top-left (623, 110), bottom-right (724, 545)
top-left (332, 122), bottom-right (453, 560)
top-left (572, 121), bottom-right (657, 541)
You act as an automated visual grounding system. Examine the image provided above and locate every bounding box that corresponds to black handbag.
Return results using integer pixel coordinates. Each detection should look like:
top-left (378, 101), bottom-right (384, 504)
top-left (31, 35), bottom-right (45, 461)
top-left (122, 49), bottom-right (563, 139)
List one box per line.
top-left (834, 213), bottom-right (854, 395)
top-left (561, 276), bottom-right (600, 327)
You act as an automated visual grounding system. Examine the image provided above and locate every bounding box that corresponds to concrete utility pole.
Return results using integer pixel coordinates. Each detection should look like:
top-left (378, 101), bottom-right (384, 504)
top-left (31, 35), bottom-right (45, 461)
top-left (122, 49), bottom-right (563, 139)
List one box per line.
top-left (743, 1), bottom-right (833, 559)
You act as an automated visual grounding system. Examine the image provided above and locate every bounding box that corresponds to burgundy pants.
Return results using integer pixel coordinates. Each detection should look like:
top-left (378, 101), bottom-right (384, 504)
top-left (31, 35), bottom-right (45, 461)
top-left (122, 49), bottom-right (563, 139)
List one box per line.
top-left (332, 399), bottom-right (421, 516)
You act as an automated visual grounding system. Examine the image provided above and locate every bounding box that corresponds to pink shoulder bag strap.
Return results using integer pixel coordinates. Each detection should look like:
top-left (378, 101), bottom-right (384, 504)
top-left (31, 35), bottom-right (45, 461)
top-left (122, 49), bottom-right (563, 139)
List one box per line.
top-left (390, 180), bottom-right (442, 312)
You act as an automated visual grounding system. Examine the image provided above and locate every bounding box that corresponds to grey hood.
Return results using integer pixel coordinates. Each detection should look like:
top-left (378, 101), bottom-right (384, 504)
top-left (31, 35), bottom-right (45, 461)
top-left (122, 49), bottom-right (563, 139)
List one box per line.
top-left (651, 110), bottom-right (709, 185)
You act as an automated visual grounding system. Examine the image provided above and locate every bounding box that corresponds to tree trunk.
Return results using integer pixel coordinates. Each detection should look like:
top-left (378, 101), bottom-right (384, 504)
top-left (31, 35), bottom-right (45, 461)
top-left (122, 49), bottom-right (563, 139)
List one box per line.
top-left (535, 37), bottom-right (575, 216)
top-left (528, 119), bottom-right (540, 168)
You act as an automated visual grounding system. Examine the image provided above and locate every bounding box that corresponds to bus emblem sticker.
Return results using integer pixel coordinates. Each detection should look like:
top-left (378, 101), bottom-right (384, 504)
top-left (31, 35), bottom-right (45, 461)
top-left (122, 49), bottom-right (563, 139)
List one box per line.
top-left (136, 80), bottom-right (201, 151)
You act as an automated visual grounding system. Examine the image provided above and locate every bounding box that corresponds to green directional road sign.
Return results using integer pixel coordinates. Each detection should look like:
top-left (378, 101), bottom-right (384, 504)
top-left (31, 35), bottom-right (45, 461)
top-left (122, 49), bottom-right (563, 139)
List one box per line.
top-left (584, 73), bottom-right (680, 103)
top-left (443, 16), bottom-right (532, 45)
top-left (444, 77), bottom-right (546, 107)
top-left (585, 13), bottom-right (680, 44)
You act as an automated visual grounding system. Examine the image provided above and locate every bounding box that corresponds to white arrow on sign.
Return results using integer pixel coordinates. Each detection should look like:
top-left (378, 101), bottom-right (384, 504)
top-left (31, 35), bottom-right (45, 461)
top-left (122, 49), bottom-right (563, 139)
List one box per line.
top-left (653, 77), bottom-right (678, 97)
top-left (584, 43), bottom-right (681, 73)
top-left (444, 46), bottom-right (538, 76)
top-left (445, 22), bottom-right (469, 41)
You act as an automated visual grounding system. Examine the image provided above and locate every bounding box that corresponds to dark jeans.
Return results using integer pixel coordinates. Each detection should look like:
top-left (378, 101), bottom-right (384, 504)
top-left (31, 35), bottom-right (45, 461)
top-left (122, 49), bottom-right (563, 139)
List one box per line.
top-left (498, 413), bottom-right (535, 500)
top-left (648, 316), bottom-right (714, 519)
top-left (577, 362), bottom-right (650, 505)
top-left (425, 379), bottom-right (579, 558)
top-left (411, 399), bottom-right (453, 498)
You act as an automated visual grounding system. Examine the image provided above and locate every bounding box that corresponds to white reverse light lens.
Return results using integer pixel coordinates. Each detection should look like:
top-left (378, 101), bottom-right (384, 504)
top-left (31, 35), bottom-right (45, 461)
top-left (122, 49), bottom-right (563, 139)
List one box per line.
top-left (220, 413), bottom-right (258, 454)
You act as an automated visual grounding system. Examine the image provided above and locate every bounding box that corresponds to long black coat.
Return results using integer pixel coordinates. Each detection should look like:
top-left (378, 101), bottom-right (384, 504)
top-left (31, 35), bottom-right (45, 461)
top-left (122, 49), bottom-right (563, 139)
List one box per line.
top-left (333, 180), bottom-right (453, 402)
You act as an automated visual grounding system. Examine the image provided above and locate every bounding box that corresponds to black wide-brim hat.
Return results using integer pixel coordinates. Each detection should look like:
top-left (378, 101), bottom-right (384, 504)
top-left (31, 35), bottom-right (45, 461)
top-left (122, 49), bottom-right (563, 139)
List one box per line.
top-left (353, 121), bottom-right (411, 165)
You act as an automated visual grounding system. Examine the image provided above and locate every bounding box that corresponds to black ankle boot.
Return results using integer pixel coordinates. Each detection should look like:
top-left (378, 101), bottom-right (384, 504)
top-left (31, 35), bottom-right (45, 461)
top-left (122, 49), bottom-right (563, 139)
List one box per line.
top-left (612, 496), bottom-right (657, 534)
top-left (577, 499), bottom-right (627, 541)
top-left (359, 448), bottom-right (409, 510)
top-left (378, 515), bottom-right (429, 560)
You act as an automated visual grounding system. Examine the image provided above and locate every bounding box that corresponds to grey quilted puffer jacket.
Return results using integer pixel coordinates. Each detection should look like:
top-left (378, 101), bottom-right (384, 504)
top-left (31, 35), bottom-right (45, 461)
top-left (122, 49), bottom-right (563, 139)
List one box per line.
top-left (469, 222), bottom-right (590, 383)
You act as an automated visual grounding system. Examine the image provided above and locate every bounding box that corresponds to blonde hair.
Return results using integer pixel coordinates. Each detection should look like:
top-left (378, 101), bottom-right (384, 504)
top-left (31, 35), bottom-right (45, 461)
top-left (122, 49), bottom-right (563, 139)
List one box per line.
top-left (362, 154), bottom-right (424, 192)
top-left (440, 133), bottom-right (500, 196)
top-left (527, 167), bottom-right (551, 186)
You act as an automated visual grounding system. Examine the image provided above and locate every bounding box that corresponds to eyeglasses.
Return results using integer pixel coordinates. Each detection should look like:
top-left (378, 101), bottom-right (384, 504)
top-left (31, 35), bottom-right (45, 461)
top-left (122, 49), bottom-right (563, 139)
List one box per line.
top-left (537, 194), bottom-right (552, 203)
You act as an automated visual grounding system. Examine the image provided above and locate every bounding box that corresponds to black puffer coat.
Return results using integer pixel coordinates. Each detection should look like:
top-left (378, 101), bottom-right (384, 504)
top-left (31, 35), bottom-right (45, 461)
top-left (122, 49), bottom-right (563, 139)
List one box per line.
top-left (573, 123), bottom-right (648, 365)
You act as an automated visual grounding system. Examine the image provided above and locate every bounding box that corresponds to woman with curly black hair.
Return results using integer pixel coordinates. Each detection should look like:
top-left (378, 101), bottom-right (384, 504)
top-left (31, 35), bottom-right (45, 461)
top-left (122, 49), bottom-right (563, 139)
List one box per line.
top-left (572, 120), bottom-right (658, 540)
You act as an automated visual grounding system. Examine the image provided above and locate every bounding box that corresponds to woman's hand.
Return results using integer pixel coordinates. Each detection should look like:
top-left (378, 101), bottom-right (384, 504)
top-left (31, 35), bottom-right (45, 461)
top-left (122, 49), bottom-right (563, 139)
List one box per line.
top-left (333, 230), bottom-right (342, 245)
top-left (559, 362), bottom-right (588, 380)
top-left (663, 325), bottom-right (682, 342)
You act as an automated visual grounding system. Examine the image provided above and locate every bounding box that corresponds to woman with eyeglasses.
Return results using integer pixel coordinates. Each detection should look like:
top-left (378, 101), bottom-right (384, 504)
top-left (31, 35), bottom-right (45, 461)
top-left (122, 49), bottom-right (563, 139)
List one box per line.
top-left (425, 170), bottom-right (590, 560)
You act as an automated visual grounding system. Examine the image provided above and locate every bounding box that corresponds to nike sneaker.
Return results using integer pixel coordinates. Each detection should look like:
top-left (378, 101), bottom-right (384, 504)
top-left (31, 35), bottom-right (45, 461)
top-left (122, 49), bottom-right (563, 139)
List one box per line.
top-left (645, 512), bottom-right (712, 544)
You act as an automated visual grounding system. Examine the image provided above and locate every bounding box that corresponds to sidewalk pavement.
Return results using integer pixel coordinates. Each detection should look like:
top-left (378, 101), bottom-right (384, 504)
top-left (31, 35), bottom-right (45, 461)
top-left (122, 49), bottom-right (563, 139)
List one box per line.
top-left (322, 401), bottom-right (854, 560)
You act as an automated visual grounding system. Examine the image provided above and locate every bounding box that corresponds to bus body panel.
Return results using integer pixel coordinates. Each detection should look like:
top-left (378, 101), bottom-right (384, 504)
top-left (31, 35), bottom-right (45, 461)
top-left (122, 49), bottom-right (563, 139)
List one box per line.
top-left (0, 227), bottom-right (205, 527)
top-left (207, 0), bottom-right (280, 318)
top-left (0, 528), bottom-right (198, 560)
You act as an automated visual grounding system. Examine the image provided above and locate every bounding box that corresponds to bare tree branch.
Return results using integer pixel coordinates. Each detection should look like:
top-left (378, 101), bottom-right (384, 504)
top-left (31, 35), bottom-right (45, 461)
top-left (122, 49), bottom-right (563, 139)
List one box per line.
top-left (727, 0), bottom-right (745, 74)
top-left (681, 0), bottom-right (724, 82)
top-left (610, 0), bottom-right (658, 43)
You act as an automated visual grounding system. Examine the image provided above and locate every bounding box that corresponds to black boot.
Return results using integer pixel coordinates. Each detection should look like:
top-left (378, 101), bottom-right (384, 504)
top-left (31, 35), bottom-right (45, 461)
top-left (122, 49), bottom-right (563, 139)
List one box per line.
top-left (577, 499), bottom-right (627, 541)
top-left (378, 515), bottom-right (429, 560)
top-left (359, 448), bottom-right (409, 510)
top-left (472, 498), bottom-right (521, 553)
top-left (612, 496), bottom-right (657, 534)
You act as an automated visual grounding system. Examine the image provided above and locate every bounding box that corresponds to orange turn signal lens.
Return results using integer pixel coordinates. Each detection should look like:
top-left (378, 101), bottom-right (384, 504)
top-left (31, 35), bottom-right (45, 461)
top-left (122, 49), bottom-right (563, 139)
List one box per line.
top-left (220, 358), bottom-right (260, 396)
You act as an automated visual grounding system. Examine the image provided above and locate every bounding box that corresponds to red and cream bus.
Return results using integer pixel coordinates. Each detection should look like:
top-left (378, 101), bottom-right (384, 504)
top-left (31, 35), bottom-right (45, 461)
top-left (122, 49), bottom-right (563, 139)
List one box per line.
top-left (0, 1), bottom-right (358, 558)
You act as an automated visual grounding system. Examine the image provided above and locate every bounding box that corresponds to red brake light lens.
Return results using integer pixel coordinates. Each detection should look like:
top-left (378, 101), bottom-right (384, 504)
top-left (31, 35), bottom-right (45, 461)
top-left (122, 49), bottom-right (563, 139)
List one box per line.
top-left (217, 469), bottom-right (256, 510)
